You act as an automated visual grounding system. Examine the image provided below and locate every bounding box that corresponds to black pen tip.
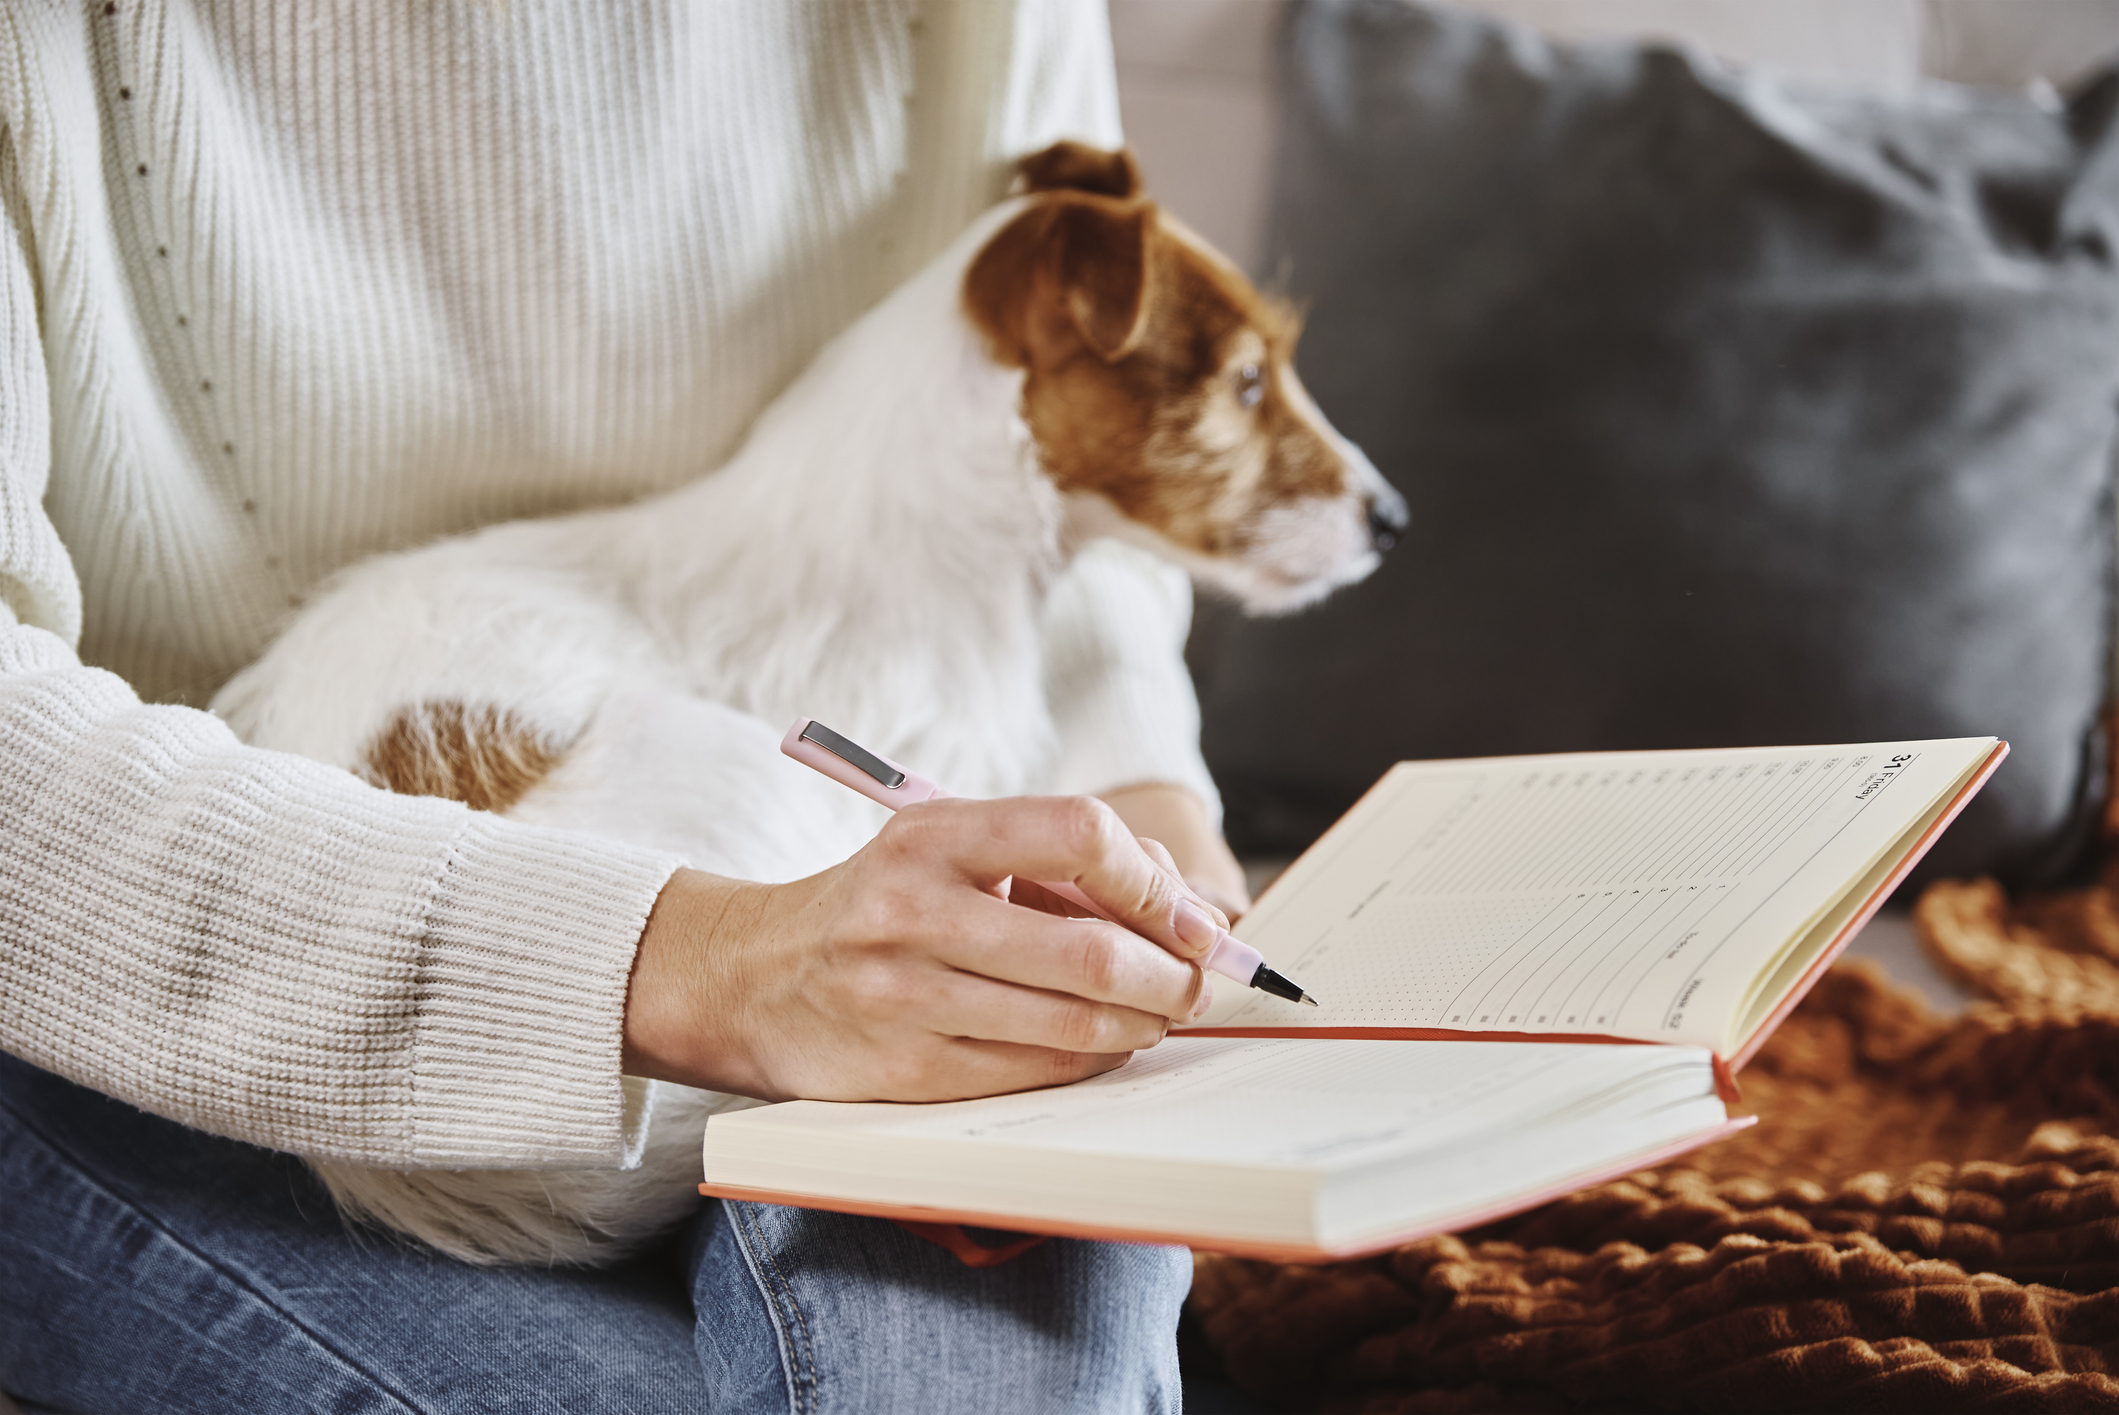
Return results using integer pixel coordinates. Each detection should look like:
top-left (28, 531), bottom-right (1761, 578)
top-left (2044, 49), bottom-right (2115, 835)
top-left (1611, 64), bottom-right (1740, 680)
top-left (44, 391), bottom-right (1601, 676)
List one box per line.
top-left (1249, 964), bottom-right (1315, 1006)
top-left (1299, 994), bottom-right (1319, 1007)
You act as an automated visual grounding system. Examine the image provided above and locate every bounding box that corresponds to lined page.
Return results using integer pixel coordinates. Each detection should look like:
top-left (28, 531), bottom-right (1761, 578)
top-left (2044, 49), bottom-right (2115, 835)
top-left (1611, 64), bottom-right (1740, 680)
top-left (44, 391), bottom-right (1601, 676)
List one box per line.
top-left (1193, 738), bottom-right (1994, 1049)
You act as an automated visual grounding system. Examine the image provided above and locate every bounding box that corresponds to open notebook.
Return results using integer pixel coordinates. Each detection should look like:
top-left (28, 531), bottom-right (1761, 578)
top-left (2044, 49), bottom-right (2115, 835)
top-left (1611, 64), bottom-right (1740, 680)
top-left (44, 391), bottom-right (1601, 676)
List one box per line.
top-left (701, 736), bottom-right (2004, 1260)
top-left (1183, 735), bottom-right (2005, 1065)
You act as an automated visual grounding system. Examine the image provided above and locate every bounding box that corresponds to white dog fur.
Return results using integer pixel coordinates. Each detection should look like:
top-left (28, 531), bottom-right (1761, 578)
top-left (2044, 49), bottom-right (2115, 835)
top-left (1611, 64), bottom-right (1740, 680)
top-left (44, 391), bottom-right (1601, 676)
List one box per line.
top-left (212, 175), bottom-right (1400, 1265)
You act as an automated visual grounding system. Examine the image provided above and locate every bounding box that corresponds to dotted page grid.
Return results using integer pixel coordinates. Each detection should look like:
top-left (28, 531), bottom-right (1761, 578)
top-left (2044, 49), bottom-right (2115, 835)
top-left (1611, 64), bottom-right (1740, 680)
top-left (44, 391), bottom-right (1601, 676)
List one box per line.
top-left (1224, 750), bottom-right (1884, 1032)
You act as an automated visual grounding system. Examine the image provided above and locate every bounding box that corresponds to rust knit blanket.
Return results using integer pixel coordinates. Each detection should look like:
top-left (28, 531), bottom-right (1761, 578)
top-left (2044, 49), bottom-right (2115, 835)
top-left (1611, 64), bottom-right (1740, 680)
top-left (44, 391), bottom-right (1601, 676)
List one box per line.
top-left (1184, 876), bottom-right (2119, 1412)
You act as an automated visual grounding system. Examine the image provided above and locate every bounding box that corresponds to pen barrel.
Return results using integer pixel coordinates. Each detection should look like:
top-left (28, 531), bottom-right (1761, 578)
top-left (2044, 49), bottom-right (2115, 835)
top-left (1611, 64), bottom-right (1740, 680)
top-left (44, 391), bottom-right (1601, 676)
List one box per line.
top-left (782, 718), bottom-right (1268, 989)
top-left (781, 718), bottom-right (949, 809)
top-left (1203, 932), bottom-right (1263, 985)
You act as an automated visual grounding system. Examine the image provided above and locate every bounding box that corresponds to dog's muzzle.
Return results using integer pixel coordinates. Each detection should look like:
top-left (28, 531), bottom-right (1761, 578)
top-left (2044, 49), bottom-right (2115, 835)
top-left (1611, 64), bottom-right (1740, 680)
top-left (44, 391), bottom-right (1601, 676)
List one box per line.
top-left (1343, 441), bottom-right (1409, 553)
top-left (1365, 484), bottom-right (1410, 553)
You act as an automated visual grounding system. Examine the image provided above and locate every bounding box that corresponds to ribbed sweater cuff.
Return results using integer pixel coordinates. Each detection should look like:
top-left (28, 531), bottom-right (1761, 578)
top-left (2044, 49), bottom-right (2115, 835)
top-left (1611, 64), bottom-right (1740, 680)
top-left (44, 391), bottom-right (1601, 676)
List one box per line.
top-left (414, 817), bottom-right (681, 1167)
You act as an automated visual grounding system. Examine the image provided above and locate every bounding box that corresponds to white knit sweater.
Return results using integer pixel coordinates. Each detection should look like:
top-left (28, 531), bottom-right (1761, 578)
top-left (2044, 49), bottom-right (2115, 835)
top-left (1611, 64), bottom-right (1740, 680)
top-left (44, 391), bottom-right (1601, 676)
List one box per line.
top-left (0, 0), bottom-right (1216, 1169)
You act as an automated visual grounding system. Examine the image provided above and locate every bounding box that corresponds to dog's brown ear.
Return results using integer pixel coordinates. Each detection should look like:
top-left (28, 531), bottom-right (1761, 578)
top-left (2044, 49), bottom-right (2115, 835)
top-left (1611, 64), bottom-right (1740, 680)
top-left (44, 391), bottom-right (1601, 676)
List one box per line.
top-left (965, 194), bottom-right (1155, 367)
top-left (1017, 141), bottom-right (1143, 200)
top-left (1054, 198), bottom-right (1152, 361)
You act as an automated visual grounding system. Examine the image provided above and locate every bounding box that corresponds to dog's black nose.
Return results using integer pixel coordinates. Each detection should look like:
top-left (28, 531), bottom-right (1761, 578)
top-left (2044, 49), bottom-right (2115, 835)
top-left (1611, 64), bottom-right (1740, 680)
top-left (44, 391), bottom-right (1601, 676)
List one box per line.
top-left (1365, 490), bottom-right (1410, 552)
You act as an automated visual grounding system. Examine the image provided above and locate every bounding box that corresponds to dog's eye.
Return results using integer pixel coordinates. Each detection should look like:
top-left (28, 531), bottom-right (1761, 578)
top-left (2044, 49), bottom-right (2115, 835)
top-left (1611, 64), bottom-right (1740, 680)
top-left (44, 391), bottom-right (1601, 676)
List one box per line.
top-left (1236, 363), bottom-right (1264, 409)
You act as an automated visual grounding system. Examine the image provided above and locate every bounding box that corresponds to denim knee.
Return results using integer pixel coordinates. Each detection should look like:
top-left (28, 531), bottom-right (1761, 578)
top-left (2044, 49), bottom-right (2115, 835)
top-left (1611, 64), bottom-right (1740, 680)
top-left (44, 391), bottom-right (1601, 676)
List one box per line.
top-left (692, 1201), bottom-right (1189, 1415)
top-left (0, 1052), bottom-right (706, 1415)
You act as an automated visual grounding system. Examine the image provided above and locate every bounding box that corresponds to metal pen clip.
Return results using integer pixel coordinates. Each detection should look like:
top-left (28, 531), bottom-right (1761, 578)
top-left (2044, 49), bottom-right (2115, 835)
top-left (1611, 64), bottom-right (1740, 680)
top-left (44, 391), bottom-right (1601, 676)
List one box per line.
top-left (800, 719), bottom-right (908, 790)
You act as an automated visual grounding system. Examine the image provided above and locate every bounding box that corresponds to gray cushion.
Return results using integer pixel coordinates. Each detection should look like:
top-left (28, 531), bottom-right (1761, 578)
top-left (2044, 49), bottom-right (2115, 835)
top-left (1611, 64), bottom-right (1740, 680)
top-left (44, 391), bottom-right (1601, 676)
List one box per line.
top-left (1195, 0), bottom-right (2119, 885)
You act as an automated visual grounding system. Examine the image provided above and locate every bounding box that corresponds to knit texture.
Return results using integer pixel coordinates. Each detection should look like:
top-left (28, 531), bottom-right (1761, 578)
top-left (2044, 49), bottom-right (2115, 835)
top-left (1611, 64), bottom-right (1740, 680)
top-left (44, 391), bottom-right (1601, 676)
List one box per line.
top-left (0, 0), bottom-right (1211, 1167)
top-left (1186, 961), bottom-right (2119, 1412)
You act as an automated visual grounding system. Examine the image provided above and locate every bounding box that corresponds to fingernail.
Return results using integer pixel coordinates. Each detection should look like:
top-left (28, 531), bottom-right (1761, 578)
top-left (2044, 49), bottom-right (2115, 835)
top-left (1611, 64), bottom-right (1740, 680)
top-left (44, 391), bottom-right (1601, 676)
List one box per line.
top-left (1191, 979), bottom-right (1215, 1020)
top-left (1173, 899), bottom-right (1218, 955)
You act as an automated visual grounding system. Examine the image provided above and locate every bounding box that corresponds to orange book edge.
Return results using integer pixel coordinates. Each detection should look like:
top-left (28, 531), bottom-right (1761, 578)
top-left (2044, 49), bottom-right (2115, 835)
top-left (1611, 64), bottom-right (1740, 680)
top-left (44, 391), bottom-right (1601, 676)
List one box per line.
top-left (699, 1116), bottom-right (1756, 1264)
top-left (1176, 740), bottom-right (2009, 1081)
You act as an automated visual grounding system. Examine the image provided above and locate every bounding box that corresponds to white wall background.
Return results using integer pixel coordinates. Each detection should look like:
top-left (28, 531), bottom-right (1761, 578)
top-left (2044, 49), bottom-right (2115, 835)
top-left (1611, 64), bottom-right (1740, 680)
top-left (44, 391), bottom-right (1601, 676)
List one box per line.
top-left (1111, 0), bottom-right (2119, 272)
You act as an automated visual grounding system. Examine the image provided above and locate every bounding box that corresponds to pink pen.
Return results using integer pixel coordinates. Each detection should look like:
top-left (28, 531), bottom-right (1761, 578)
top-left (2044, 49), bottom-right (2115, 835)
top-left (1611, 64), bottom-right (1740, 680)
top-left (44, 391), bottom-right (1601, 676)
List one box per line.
top-left (781, 717), bottom-right (1317, 1006)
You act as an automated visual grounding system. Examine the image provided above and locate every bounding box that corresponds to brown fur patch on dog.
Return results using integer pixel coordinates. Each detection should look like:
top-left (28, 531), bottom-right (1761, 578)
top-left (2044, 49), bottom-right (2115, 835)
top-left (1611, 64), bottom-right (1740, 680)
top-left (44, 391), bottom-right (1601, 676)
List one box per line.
top-left (964, 164), bottom-right (1352, 561)
top-left (363, 702), bottom-right (562, 814)
top-left (1016, 140), bottom-right (1143, 199)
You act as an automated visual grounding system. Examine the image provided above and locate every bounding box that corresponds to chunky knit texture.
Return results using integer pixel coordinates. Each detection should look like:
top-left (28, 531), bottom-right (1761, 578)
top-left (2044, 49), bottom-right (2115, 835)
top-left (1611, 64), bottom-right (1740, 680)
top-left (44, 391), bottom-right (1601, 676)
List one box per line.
top-left (0, 0), bottom-right (1214, 1168)
top-left (1187, 961), bottom-right (2119, 1412)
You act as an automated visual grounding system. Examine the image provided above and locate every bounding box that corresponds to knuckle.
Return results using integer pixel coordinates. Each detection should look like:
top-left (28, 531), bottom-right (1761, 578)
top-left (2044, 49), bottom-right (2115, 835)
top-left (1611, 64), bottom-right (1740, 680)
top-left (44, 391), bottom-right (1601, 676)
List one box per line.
top-left (1046, 1047), bottom-right (1115, 1089)
top-left (1055, 997), bottom-right (1114, 1053)
top-left (1112, 866), bottom-right (1176, 932)
top-left (1133, 868), bottom-right (1178, 919)
top-left (1054, 794), bottom-right (1117, 856)
top-left (1072, 927), bottom-right (1124, 996)
top-left (875, 807), bottom-right (937, 862)
top-left (1040, 1048), bottom-right (1084, 1089)
top-left (846, 955), bottom-right (904, 1009)
top-left (1185, 964), bottom-right (1210, 1015)
top-left (852, 882), bottom-right (922, 941)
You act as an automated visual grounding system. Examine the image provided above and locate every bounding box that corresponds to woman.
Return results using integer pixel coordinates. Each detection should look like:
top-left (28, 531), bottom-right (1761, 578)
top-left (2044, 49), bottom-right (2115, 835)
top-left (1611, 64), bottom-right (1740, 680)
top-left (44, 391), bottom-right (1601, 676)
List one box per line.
top-left (0, 3), bottom-right (1246, 1409)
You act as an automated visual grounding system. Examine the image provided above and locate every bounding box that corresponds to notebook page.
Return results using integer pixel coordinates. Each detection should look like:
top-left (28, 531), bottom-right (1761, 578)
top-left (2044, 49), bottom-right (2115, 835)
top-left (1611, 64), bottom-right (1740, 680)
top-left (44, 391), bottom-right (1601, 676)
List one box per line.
top-left (1191, 738), bottom-right (1995, 1049)
top-left (703, 1037), bottom-right (1727, 1251)
top-left (712, 1035), bottom-right (1716, 1173)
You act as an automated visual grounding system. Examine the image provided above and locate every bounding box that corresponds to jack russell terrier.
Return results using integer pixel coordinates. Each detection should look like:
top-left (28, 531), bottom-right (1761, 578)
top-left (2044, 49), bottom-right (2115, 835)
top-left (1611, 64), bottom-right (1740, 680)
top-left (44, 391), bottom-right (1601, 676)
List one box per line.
top-left (212, 142), bottom-right (1408, 1265)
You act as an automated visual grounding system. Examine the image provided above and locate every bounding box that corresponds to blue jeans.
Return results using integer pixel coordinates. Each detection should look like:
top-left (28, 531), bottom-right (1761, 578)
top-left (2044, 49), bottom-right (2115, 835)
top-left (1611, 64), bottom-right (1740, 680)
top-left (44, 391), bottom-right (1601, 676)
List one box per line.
top-left (0, 1052), bottom-right (1189, 1413)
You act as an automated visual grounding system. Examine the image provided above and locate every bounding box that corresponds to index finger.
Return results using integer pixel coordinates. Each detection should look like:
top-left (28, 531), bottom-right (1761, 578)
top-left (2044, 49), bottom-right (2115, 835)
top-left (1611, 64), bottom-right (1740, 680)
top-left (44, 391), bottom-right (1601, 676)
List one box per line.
top-left (893, 796), bottom-right (1227, 965)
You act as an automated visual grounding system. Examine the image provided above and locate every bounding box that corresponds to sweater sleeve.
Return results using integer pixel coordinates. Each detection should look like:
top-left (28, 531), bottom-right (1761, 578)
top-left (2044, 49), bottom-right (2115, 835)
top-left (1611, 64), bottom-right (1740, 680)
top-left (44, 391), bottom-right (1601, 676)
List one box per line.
top-left (0, 174), bottom-right (680, 1168)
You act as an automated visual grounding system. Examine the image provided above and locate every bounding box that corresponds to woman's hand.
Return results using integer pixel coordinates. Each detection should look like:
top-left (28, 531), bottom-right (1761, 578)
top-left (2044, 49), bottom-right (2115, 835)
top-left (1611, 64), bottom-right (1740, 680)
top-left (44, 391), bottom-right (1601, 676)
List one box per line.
top-left (621, 795), bottom-right (1231, 1103)
top-left (1098, 782), bottom-right (1251, 921)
